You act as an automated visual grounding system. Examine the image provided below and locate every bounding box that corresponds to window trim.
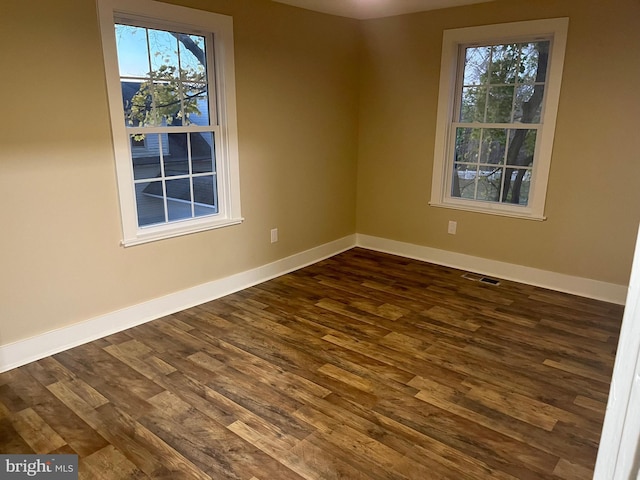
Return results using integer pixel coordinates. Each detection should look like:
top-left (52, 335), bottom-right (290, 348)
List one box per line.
top-left (97, 0), bottom-right (242, 246)
top-left (430, 18), bottom-right (569, 220)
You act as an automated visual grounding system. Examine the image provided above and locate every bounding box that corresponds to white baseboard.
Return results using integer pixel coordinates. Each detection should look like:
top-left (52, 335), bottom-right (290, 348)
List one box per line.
top-left (1, 232), bottom-right (628, 372)
top-left (356, 234), bottom-right (628, 305)
top-left (0, 235), bottom-right (357, 373)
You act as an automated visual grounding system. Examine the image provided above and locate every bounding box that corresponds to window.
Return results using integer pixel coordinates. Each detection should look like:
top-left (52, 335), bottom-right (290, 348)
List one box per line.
top-left (430, 19), bottom-right (568, 220)
top-left (98, 0), bottom-right (242, 246)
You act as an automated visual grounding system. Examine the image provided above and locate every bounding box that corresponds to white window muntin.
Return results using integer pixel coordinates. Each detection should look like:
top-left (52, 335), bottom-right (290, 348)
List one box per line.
top-left (430, 18), bottom-right (569, 220)
top-left (98, 0), bottom-right (242, 246)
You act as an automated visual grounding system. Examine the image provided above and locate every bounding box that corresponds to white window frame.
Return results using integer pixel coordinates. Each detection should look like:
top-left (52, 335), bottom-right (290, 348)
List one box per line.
top-left (430, 18), bottom-right (569, 220)
top-left (97, 0), bottom-right (242, 246)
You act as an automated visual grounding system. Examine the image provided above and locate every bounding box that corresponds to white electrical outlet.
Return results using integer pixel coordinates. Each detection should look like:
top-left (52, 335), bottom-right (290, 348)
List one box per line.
top-left (448, 221), bottom-right (457, 235)
top-left (270, 228), bottom-right (278, 243)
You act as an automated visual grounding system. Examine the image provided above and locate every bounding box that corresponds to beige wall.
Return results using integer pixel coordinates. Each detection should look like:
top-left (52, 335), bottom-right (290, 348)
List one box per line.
top-left (1, 0), bottom-right (639, 348)
top-left (357, 0), bottom-right (640, 286)
top-left (0, 0), bottom-right (359, 345)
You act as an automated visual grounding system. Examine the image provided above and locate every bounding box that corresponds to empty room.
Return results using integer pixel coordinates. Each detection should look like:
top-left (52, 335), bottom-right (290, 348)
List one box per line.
top-left (1, 0), bottom-right (639, 478)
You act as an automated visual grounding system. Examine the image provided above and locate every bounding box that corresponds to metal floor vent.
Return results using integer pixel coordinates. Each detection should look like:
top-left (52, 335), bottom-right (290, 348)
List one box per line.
top-left (462, 272), bottom-right (501, 286)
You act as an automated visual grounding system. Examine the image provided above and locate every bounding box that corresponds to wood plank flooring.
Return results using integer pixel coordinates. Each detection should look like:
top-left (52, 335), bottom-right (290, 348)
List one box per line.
top-left (0, 248), bottom-right (624, 479)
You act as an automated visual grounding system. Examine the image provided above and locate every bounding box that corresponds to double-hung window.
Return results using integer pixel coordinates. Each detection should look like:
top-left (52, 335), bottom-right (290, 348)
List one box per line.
top-left (430, 19), bottom-right (568, 220)
top-left (98, 0), bottom-right (242, 245)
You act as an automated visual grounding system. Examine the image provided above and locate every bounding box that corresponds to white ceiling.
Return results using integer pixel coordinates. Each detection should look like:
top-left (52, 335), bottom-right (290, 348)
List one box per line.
top-left (271, 0), bottom-right (495, 19)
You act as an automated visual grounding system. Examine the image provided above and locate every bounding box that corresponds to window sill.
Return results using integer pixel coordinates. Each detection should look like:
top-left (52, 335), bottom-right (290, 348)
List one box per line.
top-left (121, 216), bottom-right (244, 247)
top-left (429, 201), bottom-right (546, 221)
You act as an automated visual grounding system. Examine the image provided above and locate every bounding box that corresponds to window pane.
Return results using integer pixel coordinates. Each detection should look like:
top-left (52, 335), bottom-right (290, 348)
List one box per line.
top-left (150, 80), bottom-right (182, 126)
top-left (178, 34), bottom-right (207, 80)
top-left (192, 132), bottom-right (215, 173)
top-left (166, 178), bottom-right (193, 221)
top-left (485, 86), bottom-right (514, 123)
top-left (503, 168), bottom-right (532, 205)
top-left (480, 129), bottom-right (507, 165)
top-left (132, 134), bottom-right (162, 180)
top-left (136, 181), bottom-right (165, 226)
top-left (476, 167), bottom-right (502, 201)
top-left (489, 44), bottom-right (519, 85)
top-left (193, 175), bottom-right (218, 217)
top-left (148, 29), bottom-right (179, 78)
top-left (452, 164), bottom-right (477, 199)
top-left (463, 46), bottom-right (490, 86)
top-left (183, 83), bottom-right (209, 126)
top-left (514, 85), bottom-right (544, 123)
top-left (455, 128), bottom-right (480, 164)
top-left (115, 25), bottom-right (150, 78)
top-left (164, 133), bottom-right (190, 176)
top-left (122, 81), bottom-right (149, 127)
top-left (506, 129), bottom-right (537, 166)
top-left (519, 41), bottom-right (549, 84)
top-left (459, 87), bottom-right (486, 122)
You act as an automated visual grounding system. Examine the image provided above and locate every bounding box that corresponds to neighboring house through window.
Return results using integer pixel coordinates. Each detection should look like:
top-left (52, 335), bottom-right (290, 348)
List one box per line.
top-left (98, 0), bottom-right (242, 246)
top-left (430, 18), bottom-right (569, 220)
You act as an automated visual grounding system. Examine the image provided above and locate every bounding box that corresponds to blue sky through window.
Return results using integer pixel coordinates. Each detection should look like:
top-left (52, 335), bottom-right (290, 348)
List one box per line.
top-left (115, 24), bottom-right (206, 80)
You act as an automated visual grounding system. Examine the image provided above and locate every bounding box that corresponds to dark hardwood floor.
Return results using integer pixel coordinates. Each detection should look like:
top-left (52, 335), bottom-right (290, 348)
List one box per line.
top-left (0, 248), bottom-right (624, 479)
